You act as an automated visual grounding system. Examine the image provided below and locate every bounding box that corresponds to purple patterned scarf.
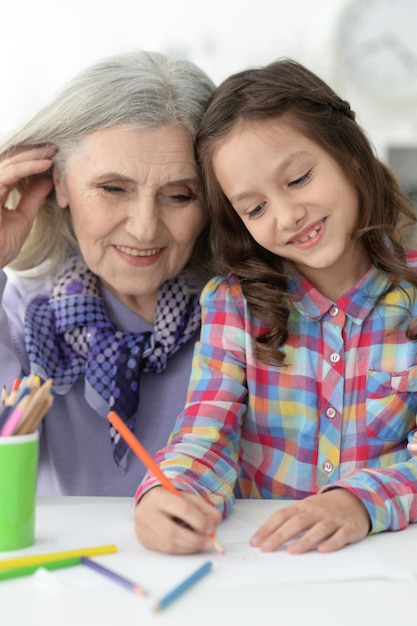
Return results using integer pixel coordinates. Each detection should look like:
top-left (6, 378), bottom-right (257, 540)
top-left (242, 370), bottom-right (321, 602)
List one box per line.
top-left (24, 255), bottom-right (201, 467)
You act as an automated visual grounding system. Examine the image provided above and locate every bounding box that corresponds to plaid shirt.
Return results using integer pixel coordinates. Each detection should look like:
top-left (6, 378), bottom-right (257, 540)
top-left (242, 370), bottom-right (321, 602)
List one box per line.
top-left (137, 253), bottom-right (417, 533)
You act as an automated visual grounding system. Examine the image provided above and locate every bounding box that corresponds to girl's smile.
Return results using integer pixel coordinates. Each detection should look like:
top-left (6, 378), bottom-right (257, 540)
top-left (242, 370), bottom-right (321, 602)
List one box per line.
top-left (287, 217), bottom-right (326, 248)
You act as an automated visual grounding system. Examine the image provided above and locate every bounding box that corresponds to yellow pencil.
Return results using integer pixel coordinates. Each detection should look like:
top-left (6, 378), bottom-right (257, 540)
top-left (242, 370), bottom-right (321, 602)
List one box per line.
top-left (0, 544), bottom-right (117, 570)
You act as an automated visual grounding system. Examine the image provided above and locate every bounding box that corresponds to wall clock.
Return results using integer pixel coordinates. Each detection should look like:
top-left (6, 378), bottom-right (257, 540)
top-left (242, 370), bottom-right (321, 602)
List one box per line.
top-left (337, 0), bottom-right (417, 105)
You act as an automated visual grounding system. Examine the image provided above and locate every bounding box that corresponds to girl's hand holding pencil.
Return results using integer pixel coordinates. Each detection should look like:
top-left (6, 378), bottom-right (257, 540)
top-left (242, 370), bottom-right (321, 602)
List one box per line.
top-left (134, 486), bottom-right (222, 554)
top-left (0, 376), bottom-right (54, 437)
top-left (107, 411), bottom-right (223, 555)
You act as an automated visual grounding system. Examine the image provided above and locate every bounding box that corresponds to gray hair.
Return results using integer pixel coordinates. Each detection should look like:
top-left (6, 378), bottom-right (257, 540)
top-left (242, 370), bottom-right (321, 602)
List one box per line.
top-left (4, 50), bottom-right (215, 274)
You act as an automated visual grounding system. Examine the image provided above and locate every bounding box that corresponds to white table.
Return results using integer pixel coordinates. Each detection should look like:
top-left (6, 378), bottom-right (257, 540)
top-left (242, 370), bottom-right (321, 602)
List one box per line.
top-left (0, 497), bottom-right (415, 626)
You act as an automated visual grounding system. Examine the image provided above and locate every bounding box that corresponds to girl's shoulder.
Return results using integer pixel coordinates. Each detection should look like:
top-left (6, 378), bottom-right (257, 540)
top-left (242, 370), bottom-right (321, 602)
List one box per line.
top-left (201, 273), bottom-right (243, 302)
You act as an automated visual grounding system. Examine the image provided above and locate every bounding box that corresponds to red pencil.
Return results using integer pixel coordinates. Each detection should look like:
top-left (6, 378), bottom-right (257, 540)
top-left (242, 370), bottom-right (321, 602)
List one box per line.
top-left (107, 411), bottom-right (224, 554)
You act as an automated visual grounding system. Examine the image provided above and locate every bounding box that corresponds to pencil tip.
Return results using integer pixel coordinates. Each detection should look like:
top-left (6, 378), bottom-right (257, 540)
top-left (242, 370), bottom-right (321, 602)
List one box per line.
top-left (134, 586), bottom-right (147, 596)
top-left (211, 535), bottom-right (225, 554)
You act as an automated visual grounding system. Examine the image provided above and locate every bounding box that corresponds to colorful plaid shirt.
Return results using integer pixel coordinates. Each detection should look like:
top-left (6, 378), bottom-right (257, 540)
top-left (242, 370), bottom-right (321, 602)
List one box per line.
top-left (136, 253), bottom-right (417, 533)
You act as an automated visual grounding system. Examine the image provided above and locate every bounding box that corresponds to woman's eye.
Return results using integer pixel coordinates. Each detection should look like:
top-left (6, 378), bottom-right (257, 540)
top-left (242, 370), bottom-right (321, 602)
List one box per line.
top-left (247, 202), bottom-right (265, 219)
top-left (167, 193), bottom-right (194, 203)
top-left (289, 169), bottom-right (312, 187)
top-left (99, 184), bottom-right (125, 194)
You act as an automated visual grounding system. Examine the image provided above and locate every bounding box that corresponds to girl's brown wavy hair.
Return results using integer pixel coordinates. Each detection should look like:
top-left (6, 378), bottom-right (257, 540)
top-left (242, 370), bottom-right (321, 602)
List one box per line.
top-left (196, 58), bottom-right (417, 366)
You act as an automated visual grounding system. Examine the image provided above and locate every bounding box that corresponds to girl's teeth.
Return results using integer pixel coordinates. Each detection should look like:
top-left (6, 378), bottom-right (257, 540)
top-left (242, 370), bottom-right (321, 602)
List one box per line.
top-left (296, 225), bottom-right (320, 244)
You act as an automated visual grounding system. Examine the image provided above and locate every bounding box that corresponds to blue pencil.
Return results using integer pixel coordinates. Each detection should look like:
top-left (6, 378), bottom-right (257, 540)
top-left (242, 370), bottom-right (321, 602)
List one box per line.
top-left (153, 561), bottom-right (213, 611)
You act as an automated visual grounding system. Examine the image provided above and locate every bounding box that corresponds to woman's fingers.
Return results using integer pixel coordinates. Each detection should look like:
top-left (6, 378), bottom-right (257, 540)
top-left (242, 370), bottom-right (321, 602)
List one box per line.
top-left (0, 145), bottom-right (56, 202)
top-left (0, 145), bottom-right (56, 267)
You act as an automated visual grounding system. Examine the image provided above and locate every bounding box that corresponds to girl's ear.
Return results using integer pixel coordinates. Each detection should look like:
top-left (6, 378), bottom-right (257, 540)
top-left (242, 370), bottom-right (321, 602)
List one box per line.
top-left (52, 166), bottom-right (69, 208)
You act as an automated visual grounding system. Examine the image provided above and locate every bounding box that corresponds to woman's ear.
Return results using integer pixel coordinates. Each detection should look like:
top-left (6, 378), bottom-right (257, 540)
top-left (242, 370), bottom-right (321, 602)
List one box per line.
top-left (52, 166), bottom-right (69, 209)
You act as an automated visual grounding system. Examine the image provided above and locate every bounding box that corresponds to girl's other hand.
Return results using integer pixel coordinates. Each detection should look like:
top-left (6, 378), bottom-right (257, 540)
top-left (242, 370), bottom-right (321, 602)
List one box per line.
top-left (250, 488), bottom-right (370, 554)
top-left (0, 145), bottom-right (56, 268)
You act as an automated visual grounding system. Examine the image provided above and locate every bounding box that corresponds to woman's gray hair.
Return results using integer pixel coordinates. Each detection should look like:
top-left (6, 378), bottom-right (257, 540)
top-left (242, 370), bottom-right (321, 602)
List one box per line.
top-left (3, 50), bottom-right (215, 274)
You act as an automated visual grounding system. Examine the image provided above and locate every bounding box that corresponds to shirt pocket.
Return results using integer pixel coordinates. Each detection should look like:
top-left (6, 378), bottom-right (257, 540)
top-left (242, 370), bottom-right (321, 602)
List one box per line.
top-left (366, 366), bottom-right (417, 442)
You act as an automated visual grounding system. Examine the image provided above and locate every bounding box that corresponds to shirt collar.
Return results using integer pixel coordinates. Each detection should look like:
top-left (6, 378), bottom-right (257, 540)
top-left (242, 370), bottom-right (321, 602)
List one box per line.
top-left (287, 264), bottom-right (391, 325)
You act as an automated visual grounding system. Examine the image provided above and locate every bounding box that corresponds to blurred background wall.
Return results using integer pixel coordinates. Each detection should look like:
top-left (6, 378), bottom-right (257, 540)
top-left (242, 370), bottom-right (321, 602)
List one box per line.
top-left (1, 0), bottom-right (416, 200)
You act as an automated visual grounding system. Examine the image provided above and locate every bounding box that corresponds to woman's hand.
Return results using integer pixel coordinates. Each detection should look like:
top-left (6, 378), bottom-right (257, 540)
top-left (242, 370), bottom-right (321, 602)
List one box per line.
top-left (250, 488), bottom-right (370, 554)
top-left (0, 145), bottom-right (56, 268)
top-left (134, 486), bottom-right (222, 554)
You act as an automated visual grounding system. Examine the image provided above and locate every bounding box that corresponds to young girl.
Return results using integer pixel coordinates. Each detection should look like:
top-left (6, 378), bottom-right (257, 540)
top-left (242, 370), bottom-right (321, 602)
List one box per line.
top-left (134, 58), bottom-right (417, 555)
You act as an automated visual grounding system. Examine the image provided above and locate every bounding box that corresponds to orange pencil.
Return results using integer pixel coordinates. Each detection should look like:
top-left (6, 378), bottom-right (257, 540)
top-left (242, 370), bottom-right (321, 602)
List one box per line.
top-left (107, 411), bottom-right (224, 554)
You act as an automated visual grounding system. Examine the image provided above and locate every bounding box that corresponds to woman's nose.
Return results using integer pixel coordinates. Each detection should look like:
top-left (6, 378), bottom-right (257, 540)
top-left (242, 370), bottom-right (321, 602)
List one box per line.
top-left (124, 198), bottom-right (159, 240)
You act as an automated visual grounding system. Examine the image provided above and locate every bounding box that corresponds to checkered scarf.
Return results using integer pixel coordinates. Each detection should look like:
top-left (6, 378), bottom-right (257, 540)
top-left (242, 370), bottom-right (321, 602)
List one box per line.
top-left (24, 255), bottom-right (201, 467)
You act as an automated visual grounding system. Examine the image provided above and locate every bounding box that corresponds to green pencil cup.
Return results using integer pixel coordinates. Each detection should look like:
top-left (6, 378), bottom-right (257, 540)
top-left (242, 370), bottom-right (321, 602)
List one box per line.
top-left (0, 432), bottom-right (39, 551)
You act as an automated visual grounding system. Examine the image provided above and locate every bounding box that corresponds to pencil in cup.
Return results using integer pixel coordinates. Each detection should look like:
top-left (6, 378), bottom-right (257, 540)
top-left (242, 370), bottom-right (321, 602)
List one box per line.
top-left (81, 557), bottom-right (147, 596)
top-left (107, 411), bottom-right (225, 554)
top-left (153, 560), bottom-right (213, 611)
top-left (14, 379), bottom-right (54, 435)
top-left (0, 378), bottom-right (53, 437)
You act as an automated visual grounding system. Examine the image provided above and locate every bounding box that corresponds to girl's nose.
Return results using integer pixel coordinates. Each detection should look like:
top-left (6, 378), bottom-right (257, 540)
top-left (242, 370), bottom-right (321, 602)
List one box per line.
top-left (276, 202), bottom-right (307, 231)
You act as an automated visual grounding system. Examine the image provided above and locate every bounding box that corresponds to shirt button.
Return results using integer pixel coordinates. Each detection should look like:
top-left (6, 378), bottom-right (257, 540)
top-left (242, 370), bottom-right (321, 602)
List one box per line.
top-left (329, 306), bottom-right (339, 317)
top-left (323, 461), bottom-right (333, 473)
top-left (326, 406), bottom-right (337, 420)
top-left (329, 352), bottom-right (341, 363)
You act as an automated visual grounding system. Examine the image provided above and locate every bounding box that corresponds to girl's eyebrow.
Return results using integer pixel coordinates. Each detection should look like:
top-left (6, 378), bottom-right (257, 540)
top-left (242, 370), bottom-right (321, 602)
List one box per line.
top-left (230, 151), bottom-right (310, 204)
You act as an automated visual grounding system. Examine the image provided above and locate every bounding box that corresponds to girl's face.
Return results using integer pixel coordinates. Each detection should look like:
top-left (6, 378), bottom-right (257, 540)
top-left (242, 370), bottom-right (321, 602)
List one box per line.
top-left (212, 118), bottom-right (370, 300)
top-left (54, 124), bottom-right (206, 322)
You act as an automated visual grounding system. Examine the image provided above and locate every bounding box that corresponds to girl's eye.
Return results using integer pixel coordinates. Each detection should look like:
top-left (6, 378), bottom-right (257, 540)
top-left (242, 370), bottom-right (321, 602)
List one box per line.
top-left (289, 169), bottom-right (312, 187)
top-left (247, 202), bottom-right (266, 219)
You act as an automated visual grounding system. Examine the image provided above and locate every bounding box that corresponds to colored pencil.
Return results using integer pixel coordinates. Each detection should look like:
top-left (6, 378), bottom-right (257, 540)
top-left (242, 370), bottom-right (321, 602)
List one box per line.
top-left (107, 411), bottom-right (225, 554)
top-left (11, 378), bottom-right (22, 393)
top-left (13, 375), bottom-right (39, 405)
top-left (14, 379), bottom-right (54, 435)
top-left (0, 557), bottom-right (81, 582)
top-left (0, 395), bottom-right (32, 437)
top-left (0, 377), bottom-right (54, 436)
top-left (81, 557), bottom-right (146, 596)
top-left (153, 561), bottom-right (213, 611)
top-left (0, 544), bottom-right (118, 570)
top-left (0, 404), bottom-right (15, 431)
top-left (3, 378), bottom-right (22, 407)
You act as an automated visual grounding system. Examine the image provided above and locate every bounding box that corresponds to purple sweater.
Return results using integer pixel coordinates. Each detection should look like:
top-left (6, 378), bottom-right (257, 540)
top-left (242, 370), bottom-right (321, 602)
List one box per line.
top-left (0, 268), bottom-right (198, 496)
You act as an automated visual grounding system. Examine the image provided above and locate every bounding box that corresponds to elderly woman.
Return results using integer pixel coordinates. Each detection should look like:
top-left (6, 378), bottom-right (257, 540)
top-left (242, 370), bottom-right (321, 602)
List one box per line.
top-left (0, 50), bottom-right (215, 495)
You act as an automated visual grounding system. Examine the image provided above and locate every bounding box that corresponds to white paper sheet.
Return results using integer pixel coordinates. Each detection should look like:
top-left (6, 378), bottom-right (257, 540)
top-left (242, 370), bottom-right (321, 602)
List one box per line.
top-left (11, 501), bottom-right (412, 592)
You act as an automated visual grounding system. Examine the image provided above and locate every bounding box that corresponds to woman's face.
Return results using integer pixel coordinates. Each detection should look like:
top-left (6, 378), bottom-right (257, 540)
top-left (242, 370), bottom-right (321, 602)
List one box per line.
top-left (54, 124), bottom-right (206, 322)
top-left (212, 118), bottom-right (369, 299)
